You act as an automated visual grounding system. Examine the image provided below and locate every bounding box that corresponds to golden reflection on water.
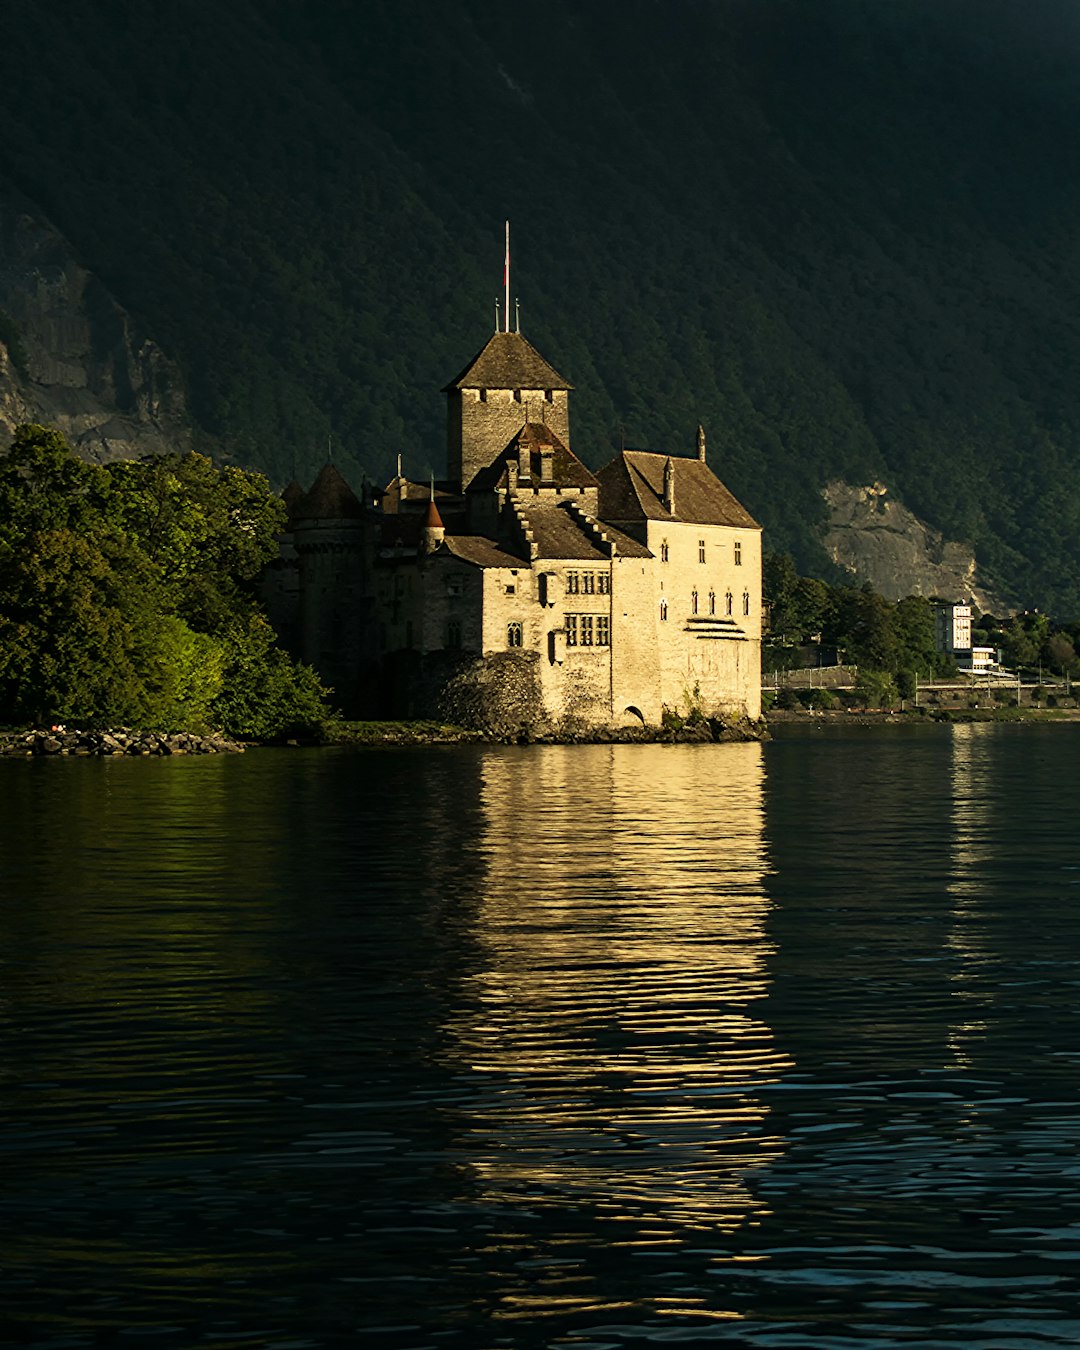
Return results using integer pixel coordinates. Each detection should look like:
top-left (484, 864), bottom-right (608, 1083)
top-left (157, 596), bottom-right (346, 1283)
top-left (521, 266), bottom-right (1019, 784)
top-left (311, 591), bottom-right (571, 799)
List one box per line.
top-left (442, 743), bottom-right (792, 1238)
top-left (944, 724), bottom-right (997, 1069)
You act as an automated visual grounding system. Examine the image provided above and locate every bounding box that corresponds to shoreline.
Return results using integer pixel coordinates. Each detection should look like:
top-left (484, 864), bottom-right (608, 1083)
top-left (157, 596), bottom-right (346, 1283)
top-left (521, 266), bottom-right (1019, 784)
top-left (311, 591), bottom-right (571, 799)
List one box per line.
top-left (766, 706), bottom-right (1080, 726)
top-left (0, 728), bottom-right (246, 757)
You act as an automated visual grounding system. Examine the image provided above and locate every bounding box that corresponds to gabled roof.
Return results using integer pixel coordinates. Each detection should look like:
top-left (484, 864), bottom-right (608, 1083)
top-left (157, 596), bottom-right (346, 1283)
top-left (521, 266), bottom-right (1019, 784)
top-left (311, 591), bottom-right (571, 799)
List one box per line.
top-left (468, 422), bottom-right (598, 493)
top-left (295, 463), bottom-right (365, 520)
top-left (596, 451), bottom-right (760, 529)
top-left (517, 500), bottom-right (652, 560)
top-left (443, 536), bottom-right (525, 569)
top-left (443, 331), bottom-right (572, 392)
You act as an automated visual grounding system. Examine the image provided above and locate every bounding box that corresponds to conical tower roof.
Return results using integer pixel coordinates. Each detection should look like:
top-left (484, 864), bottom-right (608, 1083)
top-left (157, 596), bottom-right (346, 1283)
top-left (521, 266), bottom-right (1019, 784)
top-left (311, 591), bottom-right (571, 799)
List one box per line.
top-left (280, 479), bottom-right (306, 522)
top-left (296, 463), bottom-right (365, 520)
top-left (442, 331), bottom-right (572, 392)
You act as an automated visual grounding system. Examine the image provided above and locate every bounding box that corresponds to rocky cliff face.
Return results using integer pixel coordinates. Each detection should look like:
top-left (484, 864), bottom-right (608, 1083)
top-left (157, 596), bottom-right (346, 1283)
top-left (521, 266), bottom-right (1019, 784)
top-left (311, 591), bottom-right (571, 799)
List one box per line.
top-left (823, 481), bottom-right (1008, 613)
top-left (0, 185), bottom-right (189, 461)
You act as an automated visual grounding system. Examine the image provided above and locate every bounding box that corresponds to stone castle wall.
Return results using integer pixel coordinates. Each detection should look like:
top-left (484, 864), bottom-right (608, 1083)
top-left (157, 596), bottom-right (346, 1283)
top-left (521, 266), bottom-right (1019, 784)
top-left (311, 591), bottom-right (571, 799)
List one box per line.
top-left (448, 387), bottom-right (569, 487)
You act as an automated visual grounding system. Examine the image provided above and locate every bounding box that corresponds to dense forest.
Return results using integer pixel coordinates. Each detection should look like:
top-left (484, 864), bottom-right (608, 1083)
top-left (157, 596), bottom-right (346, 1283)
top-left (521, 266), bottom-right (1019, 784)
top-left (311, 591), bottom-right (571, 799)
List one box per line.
top-left (3, 1), bottom-right (1080, 612)
top-left (0, 427), bottom-right (329, 736)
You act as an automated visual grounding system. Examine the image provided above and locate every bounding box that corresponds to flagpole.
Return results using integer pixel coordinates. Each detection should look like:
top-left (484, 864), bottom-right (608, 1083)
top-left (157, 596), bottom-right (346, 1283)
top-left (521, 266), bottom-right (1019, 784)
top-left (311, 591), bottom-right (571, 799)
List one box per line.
top-left (504, 220), bottom-right (510, 333)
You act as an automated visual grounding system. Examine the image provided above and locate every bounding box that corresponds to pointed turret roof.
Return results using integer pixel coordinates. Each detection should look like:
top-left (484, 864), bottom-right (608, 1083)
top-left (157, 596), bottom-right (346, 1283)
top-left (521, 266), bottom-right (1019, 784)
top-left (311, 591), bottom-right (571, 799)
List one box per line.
top-left (442, 331), bottom-right (572, 392)
top-left (296, 463), bottom-right (365, 520)
top-left (280, 479), bottom-right (306, 522)
top-left (424, 497), bottom-right (445, 529)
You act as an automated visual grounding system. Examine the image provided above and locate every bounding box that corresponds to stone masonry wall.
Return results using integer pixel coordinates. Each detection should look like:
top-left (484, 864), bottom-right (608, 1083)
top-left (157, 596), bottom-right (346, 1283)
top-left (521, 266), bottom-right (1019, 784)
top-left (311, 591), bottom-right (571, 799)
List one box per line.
top-left (650, 520), bottom-right (762, 719)
top-left (448, 388), bottom-right (570, 488)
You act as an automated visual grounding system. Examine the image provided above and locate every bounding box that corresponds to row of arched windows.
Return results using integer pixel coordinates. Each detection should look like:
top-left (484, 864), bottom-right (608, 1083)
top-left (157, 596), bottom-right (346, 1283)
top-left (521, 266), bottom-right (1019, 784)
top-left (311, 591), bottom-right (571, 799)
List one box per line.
top-left (685, 589), bottom-right (751, 617)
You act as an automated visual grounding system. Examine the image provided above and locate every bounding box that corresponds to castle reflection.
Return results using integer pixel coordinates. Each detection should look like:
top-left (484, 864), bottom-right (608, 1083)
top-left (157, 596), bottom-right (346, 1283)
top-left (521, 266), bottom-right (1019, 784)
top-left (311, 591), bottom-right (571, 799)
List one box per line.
top-left (441, 743), bottom-right (791, 1237)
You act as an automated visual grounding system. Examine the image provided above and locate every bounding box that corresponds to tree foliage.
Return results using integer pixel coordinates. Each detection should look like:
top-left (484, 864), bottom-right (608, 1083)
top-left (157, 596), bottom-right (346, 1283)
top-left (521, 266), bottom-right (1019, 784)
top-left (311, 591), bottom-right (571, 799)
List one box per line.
top-left (0, 426), bottom-right (329, 736)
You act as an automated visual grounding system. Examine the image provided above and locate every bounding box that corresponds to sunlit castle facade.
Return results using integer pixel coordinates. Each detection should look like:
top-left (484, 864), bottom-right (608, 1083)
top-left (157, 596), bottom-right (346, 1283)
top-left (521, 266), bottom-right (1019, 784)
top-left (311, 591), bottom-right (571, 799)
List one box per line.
top-left (263, 309), bottom-right (763, 730)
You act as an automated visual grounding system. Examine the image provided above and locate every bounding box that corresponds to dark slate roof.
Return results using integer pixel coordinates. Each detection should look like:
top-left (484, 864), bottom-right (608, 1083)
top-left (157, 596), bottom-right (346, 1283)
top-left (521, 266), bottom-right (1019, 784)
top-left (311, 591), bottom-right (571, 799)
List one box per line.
top-left (468, 423), bottom-right (598, 492)
top-left (596, 451), bottom-right (760, 529)
top-left (295, 463), bottom-right (365, 520)
top-left (280, 479), bottom-right (305, 522)
top-left (443, 331), bottom-right (572, 392)
top-left (381, 476), bottom-right (458, 512)
top-left (596, 519), bottom-right (653, 559)
top-left (515, 500), bottom-right (652, 561)
top-left (443, 536), bottom-right (526, 569)
top-left (519, 502), bottom-right (607, 561)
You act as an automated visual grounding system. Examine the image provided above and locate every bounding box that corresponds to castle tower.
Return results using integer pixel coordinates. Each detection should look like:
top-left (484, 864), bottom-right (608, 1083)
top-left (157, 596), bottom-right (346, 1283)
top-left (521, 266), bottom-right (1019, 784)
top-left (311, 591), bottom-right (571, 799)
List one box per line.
top-left (442, 331), bottom-right (573, 491)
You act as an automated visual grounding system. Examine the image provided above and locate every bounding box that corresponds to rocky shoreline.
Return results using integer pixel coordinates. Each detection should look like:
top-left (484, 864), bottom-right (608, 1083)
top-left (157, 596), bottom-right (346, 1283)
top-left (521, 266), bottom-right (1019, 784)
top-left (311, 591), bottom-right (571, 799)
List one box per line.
top-left (0, 728), bottom-right (245, 757)
top-left (325, 716), bottom-right (769, 747)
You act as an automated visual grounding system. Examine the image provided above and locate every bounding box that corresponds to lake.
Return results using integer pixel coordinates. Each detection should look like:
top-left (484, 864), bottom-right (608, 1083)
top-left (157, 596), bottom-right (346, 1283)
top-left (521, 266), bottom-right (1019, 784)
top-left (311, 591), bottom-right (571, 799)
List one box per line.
top-left (3, 723), bottom-right (1080, 1348)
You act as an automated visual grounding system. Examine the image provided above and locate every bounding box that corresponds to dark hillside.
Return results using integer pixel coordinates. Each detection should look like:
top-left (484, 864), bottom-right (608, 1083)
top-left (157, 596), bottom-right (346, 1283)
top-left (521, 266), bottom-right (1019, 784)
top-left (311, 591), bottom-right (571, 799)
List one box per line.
top-left (2, 0), bottom-right (1080, 610)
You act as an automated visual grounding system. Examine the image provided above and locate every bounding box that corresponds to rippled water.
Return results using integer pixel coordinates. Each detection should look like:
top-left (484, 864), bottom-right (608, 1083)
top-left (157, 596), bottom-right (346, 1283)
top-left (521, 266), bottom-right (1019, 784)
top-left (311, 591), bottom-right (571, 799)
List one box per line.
top-left (3, 723), bottom-right (1080, 1347)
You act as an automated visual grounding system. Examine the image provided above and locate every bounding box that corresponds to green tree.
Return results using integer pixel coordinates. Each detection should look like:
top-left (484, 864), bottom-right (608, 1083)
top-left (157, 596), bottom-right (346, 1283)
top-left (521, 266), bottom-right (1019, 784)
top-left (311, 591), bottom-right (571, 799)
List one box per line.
top-left (0, 426), bottom-right (330, 735)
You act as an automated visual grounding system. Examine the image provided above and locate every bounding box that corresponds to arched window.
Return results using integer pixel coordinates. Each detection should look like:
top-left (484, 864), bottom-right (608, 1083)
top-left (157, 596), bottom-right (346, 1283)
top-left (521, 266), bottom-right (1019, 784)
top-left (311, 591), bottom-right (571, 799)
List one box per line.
top-left (725, 590), bottom-right (733, 616)
top-left (742, 590), bottom-right (750, 616)
top-left (691, 589), bottom-right (699, 615)
top-left (660, 598), bottom-right (668, 622)
top-left (709, 590), bottom-right (716, 615)
top-left (507, 621), bottom-right (523, 648)
top-left (660, 540), bottom-right (669, 563)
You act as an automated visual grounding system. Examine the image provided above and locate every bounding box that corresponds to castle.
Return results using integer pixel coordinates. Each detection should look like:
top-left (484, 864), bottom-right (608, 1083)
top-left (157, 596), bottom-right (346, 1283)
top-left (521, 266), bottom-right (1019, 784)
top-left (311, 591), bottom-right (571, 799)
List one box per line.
top-left (262, 322), bottom-right (762, 731)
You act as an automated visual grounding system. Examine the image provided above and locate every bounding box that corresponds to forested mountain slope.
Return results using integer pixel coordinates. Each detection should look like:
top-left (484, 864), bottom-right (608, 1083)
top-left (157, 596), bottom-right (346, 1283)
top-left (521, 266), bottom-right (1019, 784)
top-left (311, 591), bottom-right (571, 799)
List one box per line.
top-left (2, 0), bottom-right (1080, 611)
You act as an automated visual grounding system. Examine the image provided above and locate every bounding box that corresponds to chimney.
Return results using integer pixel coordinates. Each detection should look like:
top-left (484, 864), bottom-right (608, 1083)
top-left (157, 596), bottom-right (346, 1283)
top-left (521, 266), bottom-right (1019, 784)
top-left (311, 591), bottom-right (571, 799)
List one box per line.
top-left (663, 456), bottom-right (676, 515)
top-left (517, 433), bottom-right (531, 482)
top-left (539, 444), bottom-right (554, 485)
top-left (697, 424), bottom-right (707, 463)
